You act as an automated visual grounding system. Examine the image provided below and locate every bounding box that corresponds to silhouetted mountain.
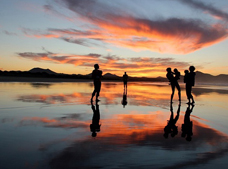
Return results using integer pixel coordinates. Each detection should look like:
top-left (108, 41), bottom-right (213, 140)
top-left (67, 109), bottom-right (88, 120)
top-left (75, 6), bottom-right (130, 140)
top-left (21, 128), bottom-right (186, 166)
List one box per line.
top-left (103, 73), bottom-right (120, 78)
top-left (178, 71), bottom-right (228, 84)
top-left (29, 68), bottom-right (57, 74)
top-left (0, 68), bottom-right (227, 84)
top-left (194, 71), bottom-right (228, 84)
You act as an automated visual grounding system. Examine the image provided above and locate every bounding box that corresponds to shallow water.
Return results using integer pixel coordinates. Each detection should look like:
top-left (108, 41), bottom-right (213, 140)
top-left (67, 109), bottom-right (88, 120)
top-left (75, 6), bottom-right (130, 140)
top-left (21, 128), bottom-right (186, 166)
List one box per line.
top-left (1, 82), bottom-right (228, 169)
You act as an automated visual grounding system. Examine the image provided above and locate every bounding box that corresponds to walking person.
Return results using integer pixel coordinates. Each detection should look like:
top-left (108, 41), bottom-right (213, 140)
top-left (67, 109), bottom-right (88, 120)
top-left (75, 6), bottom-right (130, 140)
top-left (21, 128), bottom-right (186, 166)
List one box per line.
top-left (166, 68), bottom-right (181, 103)
top-left (185, 66), bottom-right (196, 104)
top-left (91, 64), bottom-right (102, 102)
top-left (123, 72), bottom-right (128, 88)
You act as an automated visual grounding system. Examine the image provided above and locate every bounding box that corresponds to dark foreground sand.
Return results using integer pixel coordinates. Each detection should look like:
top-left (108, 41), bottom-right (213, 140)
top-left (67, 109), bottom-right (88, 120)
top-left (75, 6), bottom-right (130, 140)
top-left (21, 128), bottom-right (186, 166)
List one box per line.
top-left (0, 76), bottom-right (91, 82)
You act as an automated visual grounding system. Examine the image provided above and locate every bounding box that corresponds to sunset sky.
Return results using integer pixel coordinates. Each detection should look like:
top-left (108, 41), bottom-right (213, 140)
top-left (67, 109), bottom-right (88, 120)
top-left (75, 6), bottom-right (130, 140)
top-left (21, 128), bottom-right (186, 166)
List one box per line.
top-left (1, 0), bottom-right (228, 77)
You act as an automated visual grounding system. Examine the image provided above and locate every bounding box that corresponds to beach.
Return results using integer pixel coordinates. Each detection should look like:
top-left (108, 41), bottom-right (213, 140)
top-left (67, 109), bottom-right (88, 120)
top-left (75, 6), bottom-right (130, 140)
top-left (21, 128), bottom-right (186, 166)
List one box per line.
top-left (1, 81), bottom-right (228, 169)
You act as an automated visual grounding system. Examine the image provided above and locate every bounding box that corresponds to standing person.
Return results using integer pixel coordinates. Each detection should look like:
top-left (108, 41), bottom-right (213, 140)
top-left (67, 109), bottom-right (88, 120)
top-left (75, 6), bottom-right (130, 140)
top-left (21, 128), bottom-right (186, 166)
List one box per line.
top-left (123, 72), bottom-right (128, 88)
top-left (166, 68), bottom-right (181, 103)
top-left (91, 64), bottom-right (102, 102)
top-left (186, 66), bottom-right (196, 104)
top-left (184, 70), bottom-right (190, 103)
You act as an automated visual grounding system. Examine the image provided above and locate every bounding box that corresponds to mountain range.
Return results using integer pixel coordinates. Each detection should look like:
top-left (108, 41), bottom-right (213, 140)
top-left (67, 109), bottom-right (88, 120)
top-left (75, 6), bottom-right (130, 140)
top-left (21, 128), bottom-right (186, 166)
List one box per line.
top-left (0, 67), bottom-right (228, 84)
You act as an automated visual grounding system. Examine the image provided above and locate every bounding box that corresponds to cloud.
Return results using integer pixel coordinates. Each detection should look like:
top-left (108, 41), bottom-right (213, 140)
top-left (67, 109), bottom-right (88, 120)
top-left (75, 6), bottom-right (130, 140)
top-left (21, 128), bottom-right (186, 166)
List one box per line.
top-left (3, 30), bottom-right (17, 36)
top-left (46, 0), bottom-right (227, 54)
top-left (17, 51), bottom-right (101, 66)
top-left (43, 4), bottom-right (74, 21)
top-left (178, 0), bottom-right (228, 21)
top-left (21, 0), bottom-right (228, 54)
top-left (17, 50), bottom-right (190, 76)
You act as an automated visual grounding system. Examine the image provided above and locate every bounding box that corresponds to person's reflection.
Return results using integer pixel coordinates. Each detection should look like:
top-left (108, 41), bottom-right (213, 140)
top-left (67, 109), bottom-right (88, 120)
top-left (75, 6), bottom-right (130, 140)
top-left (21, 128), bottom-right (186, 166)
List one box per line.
top-left (121, 86), bottom-right (128, 108)
top-left (164, 103), bottom-right (180, 138)
top-left (90, 101), bottom-right (101, 137)
top-left (181, 104), bottom-right (194, 141)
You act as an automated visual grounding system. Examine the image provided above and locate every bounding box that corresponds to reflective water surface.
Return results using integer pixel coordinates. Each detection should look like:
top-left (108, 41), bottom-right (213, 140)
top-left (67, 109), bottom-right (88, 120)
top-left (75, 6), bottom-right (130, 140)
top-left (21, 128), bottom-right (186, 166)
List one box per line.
top-left (1, 82), bottom-right (228, 169)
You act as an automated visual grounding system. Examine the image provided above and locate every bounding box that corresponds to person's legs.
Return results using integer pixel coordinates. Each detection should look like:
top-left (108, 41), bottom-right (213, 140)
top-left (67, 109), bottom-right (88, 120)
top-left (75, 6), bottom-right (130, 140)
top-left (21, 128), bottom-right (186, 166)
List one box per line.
top-left (186, 84), bottom-right (191, 104)
top-left (171, 83), bottom-right (175, 103)
top-left (124, 81), bottom-right (127, 88)
top-left (176, 83), bottom-right (181, 102)
top-left (95, 82), bottom-right (101, 101)
top-left (91, 82), bottom-right (96, 101)
top-left (189, 86), bottom-right (194, 103)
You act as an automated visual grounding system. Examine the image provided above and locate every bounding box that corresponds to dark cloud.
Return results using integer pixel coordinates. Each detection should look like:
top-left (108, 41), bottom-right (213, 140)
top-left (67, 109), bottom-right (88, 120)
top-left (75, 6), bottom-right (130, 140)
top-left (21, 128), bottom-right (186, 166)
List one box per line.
top-left (17, 51), bottom-right (102, 66)
top-left (60, 37), bottom-right (90, 47)
top-left (178, 0), bottom-right (228, 21)
top-left (3, 30), bottom-right (17, 36)
top-left (17, 52), bottom-right (49, 61)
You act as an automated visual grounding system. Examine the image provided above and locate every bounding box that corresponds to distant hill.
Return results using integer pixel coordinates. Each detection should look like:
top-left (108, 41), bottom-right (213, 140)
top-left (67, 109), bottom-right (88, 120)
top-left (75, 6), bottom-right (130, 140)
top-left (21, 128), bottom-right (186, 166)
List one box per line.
top-left (103, 73), bottom-right (121, 79)
top-left (195, 71), bottom-right (228, 84)
top-left (29, 68), bottom-right (57, 74)
top-left (0, 67), bottom-right (227, 84)
top-left (178, 71), bottom-right (228, 84)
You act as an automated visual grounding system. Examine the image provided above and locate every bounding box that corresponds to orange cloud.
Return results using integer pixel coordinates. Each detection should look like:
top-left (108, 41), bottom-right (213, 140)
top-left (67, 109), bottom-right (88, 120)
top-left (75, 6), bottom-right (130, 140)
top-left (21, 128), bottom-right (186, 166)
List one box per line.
top-left (17, 50), bottom-right (190, 77)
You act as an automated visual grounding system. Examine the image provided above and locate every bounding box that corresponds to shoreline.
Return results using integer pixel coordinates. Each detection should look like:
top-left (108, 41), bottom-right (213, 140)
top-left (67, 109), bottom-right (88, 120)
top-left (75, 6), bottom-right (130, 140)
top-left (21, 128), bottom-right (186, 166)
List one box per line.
top-left (0, 76), bottom-right (91, 82)
top-left (1, 76), bottom-right (228, 87)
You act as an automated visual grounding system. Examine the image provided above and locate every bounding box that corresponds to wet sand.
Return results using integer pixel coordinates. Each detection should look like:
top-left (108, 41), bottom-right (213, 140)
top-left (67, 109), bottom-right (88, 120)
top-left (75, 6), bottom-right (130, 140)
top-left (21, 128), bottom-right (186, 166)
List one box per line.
top-left (1, 82), bottom-right (228, 169)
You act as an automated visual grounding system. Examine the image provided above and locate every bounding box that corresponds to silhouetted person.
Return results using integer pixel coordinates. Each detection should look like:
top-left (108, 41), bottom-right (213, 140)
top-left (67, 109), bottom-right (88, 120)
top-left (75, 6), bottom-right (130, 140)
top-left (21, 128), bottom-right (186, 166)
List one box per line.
top-left (123, 72), bottom-right (128, 88)
top-left (91, 64), bottom-right (102, 102)
top-left (166, 68), bottom-right (181, 103)
top-left (185, 66), bottom-right (195, 104)
top-left (174, 68), bottom-right (180, 80)
top-left (121, 86), bottom-right (128, 108)
top-left (90, 100), bottom-right (101, 137)
top-left (184, 69), bottom-right (190, 103)
top-left (163, 103), bottom-right (181, 138)
top-left (184, 70), bottom-right (189, 83)
top-left (181, 104), bottom-right (194, 141)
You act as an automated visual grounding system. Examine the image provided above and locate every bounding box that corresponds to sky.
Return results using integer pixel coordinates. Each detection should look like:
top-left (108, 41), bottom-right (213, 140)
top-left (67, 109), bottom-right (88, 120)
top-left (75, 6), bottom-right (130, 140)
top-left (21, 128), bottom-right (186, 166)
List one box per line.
top-left (0, 0), bottom-right (228, 77)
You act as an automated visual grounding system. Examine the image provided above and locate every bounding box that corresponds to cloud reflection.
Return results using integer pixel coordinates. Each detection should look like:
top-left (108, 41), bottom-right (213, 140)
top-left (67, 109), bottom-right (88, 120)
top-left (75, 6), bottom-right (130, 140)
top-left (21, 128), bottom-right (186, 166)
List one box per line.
top-left (36, 109), bottom-right (228, 169)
